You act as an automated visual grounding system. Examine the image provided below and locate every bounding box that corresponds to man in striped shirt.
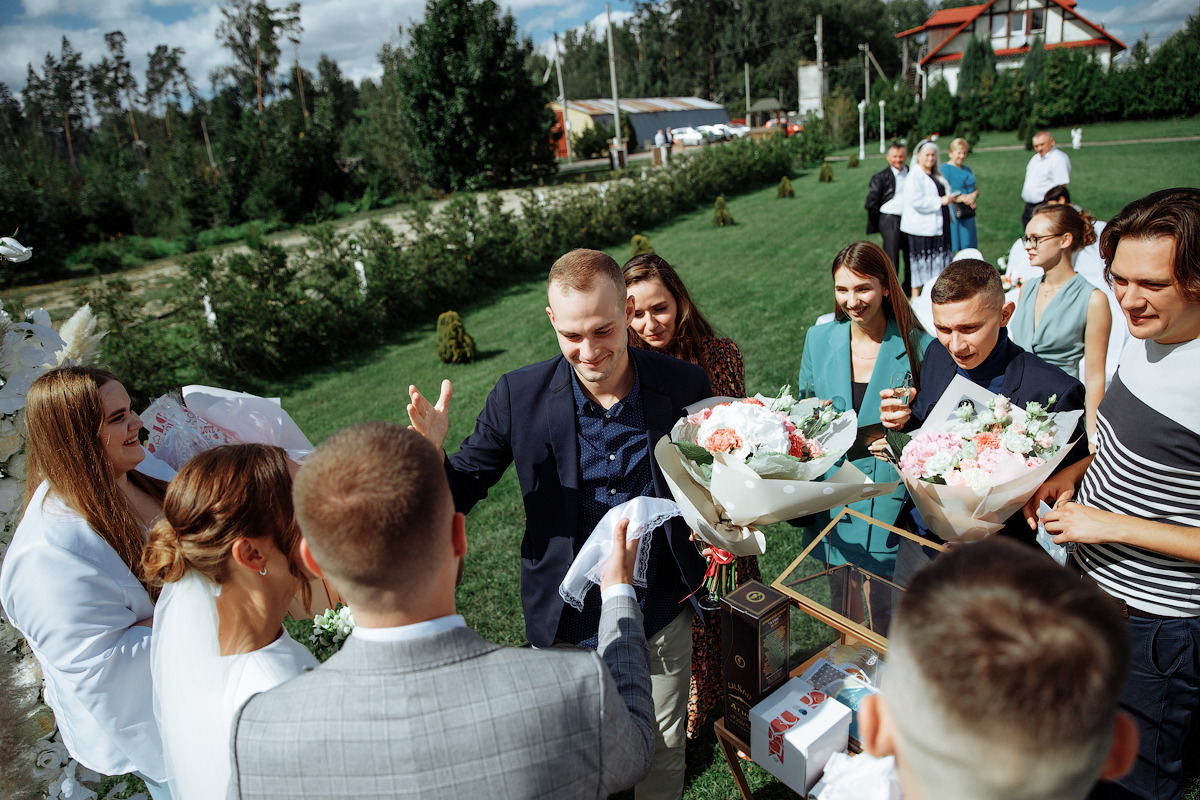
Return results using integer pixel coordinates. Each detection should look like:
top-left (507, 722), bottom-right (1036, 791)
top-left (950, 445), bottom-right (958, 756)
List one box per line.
top-left (1030, 188), bottom-right (1200, 800)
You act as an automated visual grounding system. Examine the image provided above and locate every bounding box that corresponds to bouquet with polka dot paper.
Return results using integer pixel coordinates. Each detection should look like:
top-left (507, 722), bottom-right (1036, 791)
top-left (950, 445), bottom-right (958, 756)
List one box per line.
top-left (654, 390), bottom-right (902, 557)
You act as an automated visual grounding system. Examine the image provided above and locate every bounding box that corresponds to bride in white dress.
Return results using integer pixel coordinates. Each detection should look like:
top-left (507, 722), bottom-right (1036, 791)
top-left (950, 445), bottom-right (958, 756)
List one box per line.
top-left (143, 443), bottom-right (319, 800)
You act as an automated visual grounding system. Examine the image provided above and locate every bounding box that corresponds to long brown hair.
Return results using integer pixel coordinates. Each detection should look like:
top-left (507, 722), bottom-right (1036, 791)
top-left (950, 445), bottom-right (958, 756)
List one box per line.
top-left (622, 254), bottom-right (718, 367)
top-left (143, 443), bottom-right (310, 611)
top-left (831, 241), bottom-right (928, 389)
top-left (23, 366), bottom-right (167, 587)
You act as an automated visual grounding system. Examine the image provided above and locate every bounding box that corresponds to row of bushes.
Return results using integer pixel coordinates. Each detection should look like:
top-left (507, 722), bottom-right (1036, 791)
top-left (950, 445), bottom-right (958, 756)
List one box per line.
top-left (92, 132), bottom-right (823, 404)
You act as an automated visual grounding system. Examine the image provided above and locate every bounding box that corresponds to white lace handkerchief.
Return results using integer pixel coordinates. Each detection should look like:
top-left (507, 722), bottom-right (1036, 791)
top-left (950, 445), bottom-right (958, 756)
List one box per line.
top-left (558, 497), bottom-right (682, 611)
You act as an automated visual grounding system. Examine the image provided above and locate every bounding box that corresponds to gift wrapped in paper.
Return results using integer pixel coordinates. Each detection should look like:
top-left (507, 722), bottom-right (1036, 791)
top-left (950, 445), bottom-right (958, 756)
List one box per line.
top-left (886, 375), bottom-right (1083, 543)
top-left (655, 394), bottom-right (902, 557)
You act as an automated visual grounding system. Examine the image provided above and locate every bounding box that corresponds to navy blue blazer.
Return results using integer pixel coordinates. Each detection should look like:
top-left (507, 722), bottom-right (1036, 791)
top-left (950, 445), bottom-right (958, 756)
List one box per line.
top-left (445, 347), bottom-right (712, 648)
top-left (910, 337), bottom-right (1086, 429)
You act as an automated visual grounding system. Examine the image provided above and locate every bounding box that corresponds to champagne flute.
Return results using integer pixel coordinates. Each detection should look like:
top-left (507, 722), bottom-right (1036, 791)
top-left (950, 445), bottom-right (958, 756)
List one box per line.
top-left (889, 371), bottom-right (912, 406)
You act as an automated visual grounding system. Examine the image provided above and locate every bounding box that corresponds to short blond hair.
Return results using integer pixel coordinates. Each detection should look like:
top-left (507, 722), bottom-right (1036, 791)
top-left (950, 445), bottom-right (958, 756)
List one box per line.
top-left (888, 537), bottom-right (1129, 800)
top-left (949, 137), bottom-right (969, 154)
top-left (293, 422), bottom-right (451, 598)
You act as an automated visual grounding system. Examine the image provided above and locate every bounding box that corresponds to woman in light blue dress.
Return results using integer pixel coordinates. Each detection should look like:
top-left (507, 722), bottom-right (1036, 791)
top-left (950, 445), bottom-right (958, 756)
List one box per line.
top-left (1009, 202), bottom-right (1112, 443)
top-left (941, 137), bottom-right (978, 251)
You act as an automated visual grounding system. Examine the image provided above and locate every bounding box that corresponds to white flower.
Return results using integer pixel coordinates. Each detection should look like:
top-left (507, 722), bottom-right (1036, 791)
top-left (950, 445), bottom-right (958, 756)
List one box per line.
top-left (0, 367), bottom-right (41, 414)
top-left (55, 304), bottom-right (106, 366)
top-left (0, 415), bottom-right (23, 463)
top-left (696, 402), bottom-right (791, 462)
top-left (6, 450), bottom-right (27, 480)
top-left (34, 739), bottom-right (69, 777)
top-left (0, 237), bottom-right (32, 263)
top-left (1000, 431), bottom-right (1034, 455)
top-left (0, 475), bottom-right (23, 514)
top-left (922, 450), bottom-right (959, 478)
top-left (959, 466), bottom-right (991, 493)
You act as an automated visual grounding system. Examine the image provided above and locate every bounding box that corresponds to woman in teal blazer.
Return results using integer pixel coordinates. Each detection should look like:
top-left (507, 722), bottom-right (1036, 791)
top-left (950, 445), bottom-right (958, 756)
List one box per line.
top-left (799, 241), bottom-right (933, 578)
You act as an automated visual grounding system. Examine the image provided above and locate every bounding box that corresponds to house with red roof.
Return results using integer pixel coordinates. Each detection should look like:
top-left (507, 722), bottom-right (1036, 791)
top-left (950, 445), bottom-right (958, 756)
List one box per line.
top-left (896, 0), bottom-right (1125, 94)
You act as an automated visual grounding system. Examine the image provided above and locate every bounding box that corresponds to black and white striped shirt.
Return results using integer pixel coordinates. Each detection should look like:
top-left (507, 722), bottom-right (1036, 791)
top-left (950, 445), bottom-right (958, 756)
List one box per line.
top-left (1074, 336), bottom-right (1200, 617)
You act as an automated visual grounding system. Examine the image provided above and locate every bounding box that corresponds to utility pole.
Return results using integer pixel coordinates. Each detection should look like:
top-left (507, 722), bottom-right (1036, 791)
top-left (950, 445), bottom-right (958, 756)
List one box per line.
top-left (292, 38), bottom-right (308, 128)
top-left (860, 43), bottom-right (871, 103)
top-left (745, 62), bottom-right (751, 126)
top-left (606, 4), bottom-right (622, 163)
top-left (815, 14), bottom-right (824, 109)
top-left (554, 32), bottom-right (572, 163)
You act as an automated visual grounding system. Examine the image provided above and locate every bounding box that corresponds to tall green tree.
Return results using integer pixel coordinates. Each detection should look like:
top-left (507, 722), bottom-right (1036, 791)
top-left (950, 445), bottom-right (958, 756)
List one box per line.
top-left (958, 35), bottom-right (996, 92)
top-left (400, 0), bottom-right (555, 190)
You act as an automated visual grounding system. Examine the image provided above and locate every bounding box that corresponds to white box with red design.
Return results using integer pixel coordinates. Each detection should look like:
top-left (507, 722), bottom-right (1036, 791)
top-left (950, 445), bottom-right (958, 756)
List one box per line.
top-left (749, 676), bottom-right (852, 794)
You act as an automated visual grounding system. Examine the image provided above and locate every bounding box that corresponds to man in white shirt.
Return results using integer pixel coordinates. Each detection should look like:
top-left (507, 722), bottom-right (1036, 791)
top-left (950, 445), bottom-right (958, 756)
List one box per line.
top-left (227, 422), bottom-right (656, 800)
top-left (1021, 130), bottom-right (1071, 228)
top-left (865, 142), bottom-right (911, 293)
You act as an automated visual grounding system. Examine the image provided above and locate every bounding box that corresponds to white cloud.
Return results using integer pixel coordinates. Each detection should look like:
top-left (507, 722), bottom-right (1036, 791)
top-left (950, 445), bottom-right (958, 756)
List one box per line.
top-left (1077, 0), bottom-right (1193, 48)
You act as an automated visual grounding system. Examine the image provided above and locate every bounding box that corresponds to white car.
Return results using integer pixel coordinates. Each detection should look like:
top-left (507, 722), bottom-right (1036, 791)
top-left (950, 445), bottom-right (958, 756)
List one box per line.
top-left (669, 127), bottom-right (705, 146)
top-left (721, 123), bottom-right (750, 138)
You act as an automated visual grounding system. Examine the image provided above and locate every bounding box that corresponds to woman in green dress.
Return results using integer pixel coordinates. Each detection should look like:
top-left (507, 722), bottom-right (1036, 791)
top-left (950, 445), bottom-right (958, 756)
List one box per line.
top-left (798, 241), bottom-right (933, 578)
top-left (1010, 202), bottom-right (1111, 443)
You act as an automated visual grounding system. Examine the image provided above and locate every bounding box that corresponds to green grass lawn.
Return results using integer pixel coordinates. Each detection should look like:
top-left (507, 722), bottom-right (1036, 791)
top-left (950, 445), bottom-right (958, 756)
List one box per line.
top-left (267, 126), bottom-right (1200, 798)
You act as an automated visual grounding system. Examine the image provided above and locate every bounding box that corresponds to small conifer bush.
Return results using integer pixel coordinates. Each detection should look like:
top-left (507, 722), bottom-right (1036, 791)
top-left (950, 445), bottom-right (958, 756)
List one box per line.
top-left (777, 176), bottom-right (795, 198)
top-left (631, 234), bottom-right (654, 257)
top-left (847, 155), bottom-right (860, 168)
top-left (818, 162), bottom-right (834, 183)
top-left (712, 195), bottom-right (735, 227)
top-left (435, 310), bottom-right (476, 364)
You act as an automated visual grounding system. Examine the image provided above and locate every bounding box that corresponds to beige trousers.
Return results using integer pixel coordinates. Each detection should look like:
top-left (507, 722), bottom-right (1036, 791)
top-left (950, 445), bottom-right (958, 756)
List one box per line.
top-left (635, 607), bottom-right (694, 800)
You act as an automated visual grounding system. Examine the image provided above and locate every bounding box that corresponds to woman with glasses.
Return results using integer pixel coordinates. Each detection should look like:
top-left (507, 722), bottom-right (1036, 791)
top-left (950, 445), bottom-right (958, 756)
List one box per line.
top-left (1010, 202), bottom-right (1112, 443)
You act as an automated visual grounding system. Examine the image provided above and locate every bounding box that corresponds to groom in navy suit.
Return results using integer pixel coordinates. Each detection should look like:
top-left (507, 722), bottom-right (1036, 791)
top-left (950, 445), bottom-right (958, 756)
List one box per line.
top-left (408, 249), bottom-right (710, 800)
top-left (881, 259), bottom-right (1087, 551)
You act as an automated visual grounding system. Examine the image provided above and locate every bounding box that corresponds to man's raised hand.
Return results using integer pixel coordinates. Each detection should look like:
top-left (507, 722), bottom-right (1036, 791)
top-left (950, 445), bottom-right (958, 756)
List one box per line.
top-left (407, 380), bottom-right (453, 451)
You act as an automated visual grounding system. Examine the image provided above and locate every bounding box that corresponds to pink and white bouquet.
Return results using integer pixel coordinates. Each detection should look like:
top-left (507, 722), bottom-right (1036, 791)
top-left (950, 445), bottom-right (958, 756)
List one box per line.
top-left (654, 389), bottom-right (902, 558)
top-left (886, 375), bottom-right (1082, 543)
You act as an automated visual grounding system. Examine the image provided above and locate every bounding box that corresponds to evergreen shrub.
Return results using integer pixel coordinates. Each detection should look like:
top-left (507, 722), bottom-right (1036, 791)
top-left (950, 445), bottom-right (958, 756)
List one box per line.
top-left (435, 310), bottom-right (476, 364)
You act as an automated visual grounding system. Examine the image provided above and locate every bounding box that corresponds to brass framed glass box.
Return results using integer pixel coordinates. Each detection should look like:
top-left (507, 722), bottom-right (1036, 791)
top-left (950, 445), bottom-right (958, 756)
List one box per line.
top-left (770, 506), bottom-right (947, 656)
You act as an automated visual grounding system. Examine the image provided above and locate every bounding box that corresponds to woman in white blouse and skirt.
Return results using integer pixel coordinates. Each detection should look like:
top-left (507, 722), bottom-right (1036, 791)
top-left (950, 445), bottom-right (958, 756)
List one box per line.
top-left (901, 139), bottom-right (958, 298)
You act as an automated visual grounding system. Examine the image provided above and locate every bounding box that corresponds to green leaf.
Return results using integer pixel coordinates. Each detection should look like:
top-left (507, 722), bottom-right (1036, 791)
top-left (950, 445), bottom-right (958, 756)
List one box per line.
top-left (676, 441), bottom-right (713, 466)
top-left (885, 430), bottom-right (912, 461)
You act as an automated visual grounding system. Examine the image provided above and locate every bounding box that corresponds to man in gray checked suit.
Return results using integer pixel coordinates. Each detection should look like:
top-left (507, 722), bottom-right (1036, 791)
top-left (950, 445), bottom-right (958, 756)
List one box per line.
top-left (226, 422), bottom-right (655, 800)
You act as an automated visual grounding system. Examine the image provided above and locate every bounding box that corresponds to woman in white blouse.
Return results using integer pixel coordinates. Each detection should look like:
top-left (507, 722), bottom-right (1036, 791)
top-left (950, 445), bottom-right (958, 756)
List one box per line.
top-left (0, 367), bottom-right (171, 797)
top-left (143, 443), bottom-right (317, 800)
top-left (900, 139), bottom-right (958, 299)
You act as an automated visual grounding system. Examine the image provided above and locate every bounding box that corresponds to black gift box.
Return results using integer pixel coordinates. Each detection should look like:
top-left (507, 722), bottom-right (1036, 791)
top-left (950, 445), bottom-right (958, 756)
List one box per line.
top-left (721, 580), bottom-right (790, 742)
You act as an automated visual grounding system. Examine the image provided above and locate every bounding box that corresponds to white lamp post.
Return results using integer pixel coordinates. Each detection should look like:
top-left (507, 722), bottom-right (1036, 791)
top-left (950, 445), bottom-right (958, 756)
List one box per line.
top-left (879, 100), bottom-right (886, 153)
top-left (857, 100), bottom-right (866, 160)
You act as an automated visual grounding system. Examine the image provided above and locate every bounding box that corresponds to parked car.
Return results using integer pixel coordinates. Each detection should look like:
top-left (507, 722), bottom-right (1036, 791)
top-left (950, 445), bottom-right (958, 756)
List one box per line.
top-left (696, 124), bottom-right (728, 141)
top-left (720, 123), bottom-right (750, 138)
top-left (764, 118), bottom-right (803, 136)
top-left (669, 127), bottom-right (706, 146)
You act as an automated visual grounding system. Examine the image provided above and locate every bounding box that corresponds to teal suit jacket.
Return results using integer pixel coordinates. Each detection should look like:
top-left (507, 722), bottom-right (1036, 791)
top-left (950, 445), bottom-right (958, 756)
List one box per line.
top-left (798, 317), bottom-right (933, 574)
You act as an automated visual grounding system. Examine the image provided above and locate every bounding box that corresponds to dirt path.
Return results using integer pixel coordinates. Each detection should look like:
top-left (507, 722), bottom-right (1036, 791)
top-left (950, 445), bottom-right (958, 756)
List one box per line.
top-left (8, 185), bottom-right (535, 321)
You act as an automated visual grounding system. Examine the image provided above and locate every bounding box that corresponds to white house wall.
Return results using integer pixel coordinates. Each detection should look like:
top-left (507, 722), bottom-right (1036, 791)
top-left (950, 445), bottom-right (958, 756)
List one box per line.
top-left (925, 0), bottom-right (1116, 94)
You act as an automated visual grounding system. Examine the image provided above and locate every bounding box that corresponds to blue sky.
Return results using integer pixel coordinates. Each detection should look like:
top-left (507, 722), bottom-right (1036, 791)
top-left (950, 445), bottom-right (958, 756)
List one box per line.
top-left (0, 0), bottom-right (1192, 99)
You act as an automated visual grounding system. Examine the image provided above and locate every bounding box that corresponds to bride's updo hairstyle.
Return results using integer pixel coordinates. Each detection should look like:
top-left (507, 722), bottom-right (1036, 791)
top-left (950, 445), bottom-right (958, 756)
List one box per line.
top-left (24, 366), bottom-right (167, 584)
top-left (143, 443), bottom-right (310, 609)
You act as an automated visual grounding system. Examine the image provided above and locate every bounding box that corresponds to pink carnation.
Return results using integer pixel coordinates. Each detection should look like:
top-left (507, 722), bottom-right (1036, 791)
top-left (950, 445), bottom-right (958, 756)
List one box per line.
top-left (789, 432), bottom-right (825, 460)
top-left (1026, 456), bottom-right (1046, 469)
top-left (742, 398), bottom-right (765, 407)
top-left (686, 406), bottom-right (716, 425)
top-left (705, 428), bottom-right (744, 454)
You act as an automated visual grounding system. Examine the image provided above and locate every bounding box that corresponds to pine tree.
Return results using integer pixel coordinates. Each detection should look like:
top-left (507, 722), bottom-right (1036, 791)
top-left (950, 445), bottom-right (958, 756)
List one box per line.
top-left (400, 0), bottom-right (556, 191)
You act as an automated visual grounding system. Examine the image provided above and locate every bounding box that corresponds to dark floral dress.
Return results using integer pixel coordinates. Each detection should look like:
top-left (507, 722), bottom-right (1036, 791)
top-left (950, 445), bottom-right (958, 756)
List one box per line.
top-left (688, 337), bottom-right (763, 738)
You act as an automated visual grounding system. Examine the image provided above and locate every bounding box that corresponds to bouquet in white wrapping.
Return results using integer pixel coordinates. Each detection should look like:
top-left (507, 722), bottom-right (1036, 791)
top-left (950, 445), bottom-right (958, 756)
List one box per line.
top-left (884, 375), bottom-right (1083, 543)
top-left (656, 389), bottom-right (902, 560)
